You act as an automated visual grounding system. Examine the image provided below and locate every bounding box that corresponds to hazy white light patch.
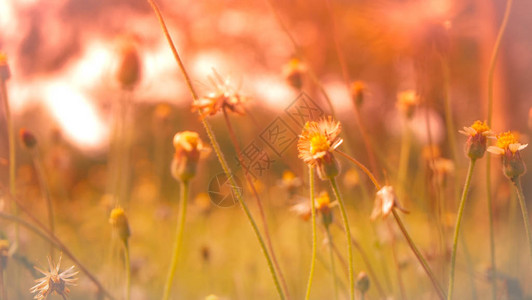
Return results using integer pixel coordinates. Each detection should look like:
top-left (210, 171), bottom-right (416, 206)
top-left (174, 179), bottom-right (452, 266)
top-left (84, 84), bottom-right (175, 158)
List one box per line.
top-left (323, 80), bottom-right (352, 112)
top-left (68, 41), bottom-right (114, 89)
top-left (251, 74), bottom-right (294, 110)
top-left (0, 0), bottom-right (15, 30)
top-left (140, 41), bottom-right (186, 103)
top-left (43, 82), bottom-right (108, 150)
top-left (191, 50), bottom-right (235, 81)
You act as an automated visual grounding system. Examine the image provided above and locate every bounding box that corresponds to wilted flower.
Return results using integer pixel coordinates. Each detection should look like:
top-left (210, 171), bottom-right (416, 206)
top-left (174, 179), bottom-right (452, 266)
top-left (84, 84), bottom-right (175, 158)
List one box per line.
top-left (171, 131), bottom-right (210, 182)
top-left (487, 131), bottom-right (528, 180)
top-left (371, 186), bottom-right (408, 220)
top-left (192, 71), bottom-right (247, 117)
top-left (290, 200), bottom-right (311, 221)
top-left (282, 58), bottom-right (306, 90)
top-left (396, 90), bottom-right (418, 119)
top-left (458, 120), bottom-right (495, 159)
top-left (109, 206), bottom-right (130, 243)
top-left (297, 116), bottom-right (343, 180)
top-left (30, 254), bottom-right (78, 300)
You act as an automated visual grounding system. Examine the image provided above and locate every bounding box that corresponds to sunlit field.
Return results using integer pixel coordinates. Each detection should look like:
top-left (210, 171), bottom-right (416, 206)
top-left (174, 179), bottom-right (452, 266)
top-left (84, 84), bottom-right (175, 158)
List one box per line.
top-left (1, 0), bottom-right (532, 299)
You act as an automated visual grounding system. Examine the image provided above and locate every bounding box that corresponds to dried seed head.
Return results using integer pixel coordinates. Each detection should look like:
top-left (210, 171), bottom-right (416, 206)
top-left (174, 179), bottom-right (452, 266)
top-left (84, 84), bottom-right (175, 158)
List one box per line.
top-left (30, 254), bottom-right (78, 300)
top-left (19, 128), bottom-right (38, 150)
top-left (109, 206), bottom-right (131, 243)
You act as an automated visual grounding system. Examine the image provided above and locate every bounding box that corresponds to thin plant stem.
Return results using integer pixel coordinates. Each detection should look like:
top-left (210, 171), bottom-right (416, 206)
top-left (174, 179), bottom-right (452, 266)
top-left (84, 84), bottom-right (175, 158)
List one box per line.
top-left (222, 109), bottom-right (290, 299)
top-left (512, 179), bottom-right (532, 260)
top-left (31, 151), bottom-right (55, 257)
top-left (392, 209), bottom-right (445, 300)
top-left (448, 159), bottom-right (476, 300)
top-left (397, 123), bottom-right (411, 197)
top-left (325, 225), bottom-right (339, 300)
top-left (0, 211), bottom-right (115, 299)
top-left (323, 0), bottom-right (380, 177)
top-left (486, 1), bottom-right (513, 298)
top-left (162, 180), bottom-right (189, 300)
top-left (123, 241), bottom-right (131, 300)
top-left (0, 79), bottom-right (18, 250)
top-left (388, 222), bottom-right (406, 300)
top-left (305, 166), bottom-right (317, 300)
top-left (263, 0), bottom-right (337, 119)
top-left (145, 1), bottom-right (286, 298)
top-left (329, 177), bottom-right (354, 300)
top-left (333, 220), bottom-right (387, 299)
top-left (335, 150), bottom-right (381, 190)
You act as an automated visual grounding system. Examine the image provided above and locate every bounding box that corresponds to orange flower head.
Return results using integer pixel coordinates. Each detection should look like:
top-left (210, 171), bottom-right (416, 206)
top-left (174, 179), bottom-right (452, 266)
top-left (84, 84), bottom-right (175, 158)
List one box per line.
top-left (459, 120), bottom-right (494, 159)
top-left (171, 131), bottom-right (210, 182)
top-left (487, 131), bottom-right (528, 180)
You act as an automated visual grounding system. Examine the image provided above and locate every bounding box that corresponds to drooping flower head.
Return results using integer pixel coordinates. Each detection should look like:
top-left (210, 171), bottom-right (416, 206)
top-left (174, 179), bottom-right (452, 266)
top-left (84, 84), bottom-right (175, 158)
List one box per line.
top-left (487, 131), bottom-right (528, 180)
top-left (192, 71), bottom-right (247, 117)
top-left (316, 191), bottom-right (336, 227)
top-left (297, 116), bottom-right (343, 180)
top-left (371, 186), bottom-right (408, 220)
top-left (171, 131), bottom-right (210, 182)
top-left (30, 254), bottom-right (78, 300)
top-left (458, 120), bottom-right (495, 159)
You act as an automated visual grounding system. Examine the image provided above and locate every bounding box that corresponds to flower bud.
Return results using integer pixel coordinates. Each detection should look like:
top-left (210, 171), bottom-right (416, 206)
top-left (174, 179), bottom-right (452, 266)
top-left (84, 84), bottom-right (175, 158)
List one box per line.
top-left (282, 58), bottom-right (306, 90)
top-left (350, 81), bottom-right (365, 108)
top-left (19, 128), bottom-right (38, 149)
top-left (487, 131), bottom-right (528, 181)
top-left (355, 271), bottom-right (370, 294)
top-left (116, 38), bottom-right (141, 90)
top-left (171, 131), bottom-right (210, 182)
top-left (0, 52), bottom-right (11, 81)
top-left (459, 120), bottom-right (494, 160)
top-left (109, 207), bottom-right (130, 243)
top-left (396, 90), bottom-right (418, 119)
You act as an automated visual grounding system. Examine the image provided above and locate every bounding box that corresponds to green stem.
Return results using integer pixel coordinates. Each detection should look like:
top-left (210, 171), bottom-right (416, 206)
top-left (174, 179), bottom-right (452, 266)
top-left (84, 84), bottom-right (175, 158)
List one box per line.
top-left (305, 166), bottom-right (317, 300)
top-left (392, 209), bottom-right (445, 300)
top-left (0, 79), bottom-right (18, 250)
top-left (123, 241), bottom-right (131, 300)
top-left (329, 177), bottom-right (354, 300)
top-left (325, 225), bottom-right (339, 300)
top-left (162, 180), bottom-right (189, 300)
top-left (145, 1), bottom-right (286, 298)
top-left (223, 109), bottom-right (290, 299)
top-left (448, 159), bottom-right (476, 300)
top-left (512, 179), bottom-right (532, 260)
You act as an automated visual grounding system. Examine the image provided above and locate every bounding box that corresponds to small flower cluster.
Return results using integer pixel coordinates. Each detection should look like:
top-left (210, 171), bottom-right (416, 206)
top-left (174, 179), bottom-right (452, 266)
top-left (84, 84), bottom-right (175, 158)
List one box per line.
top-left (459, 120), bottom-right (528, 180)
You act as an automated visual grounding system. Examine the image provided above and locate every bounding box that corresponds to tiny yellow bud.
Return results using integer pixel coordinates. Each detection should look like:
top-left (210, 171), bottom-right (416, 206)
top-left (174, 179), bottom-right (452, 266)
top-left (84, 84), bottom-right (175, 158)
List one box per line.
top-left (109, 207), bottom-right (130, 243)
